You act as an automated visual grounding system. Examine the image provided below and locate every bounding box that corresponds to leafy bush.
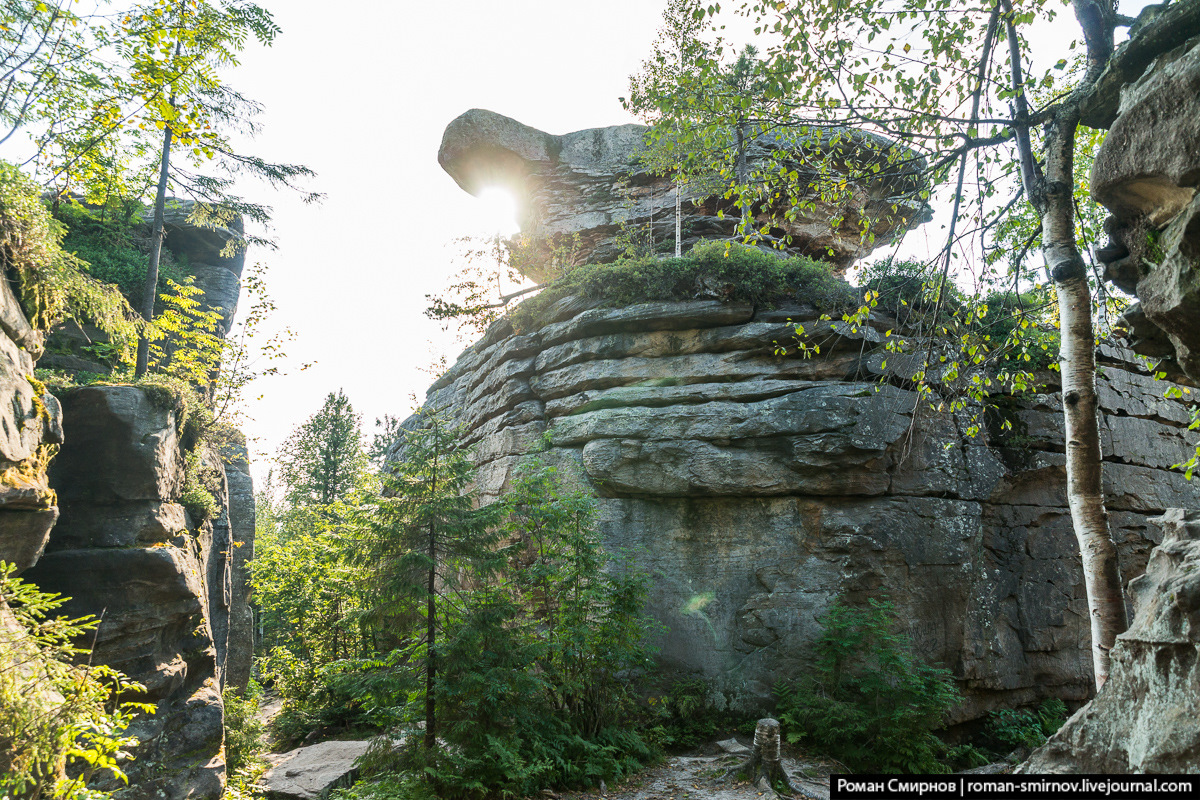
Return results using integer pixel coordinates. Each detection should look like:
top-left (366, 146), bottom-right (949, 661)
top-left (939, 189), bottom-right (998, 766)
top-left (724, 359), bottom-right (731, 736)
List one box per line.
top-left (977, 289), bottom-right (1060, 371)
top-left (0, 161), bottom-right (139, 344)
top-left (859, 257), bottom-right (961, 312)
top-left (987, 698), bottom-right (1067, 752)
top-left (643, 678), bottom-right (752, 751)
top-left (775, 597), bottom-right (960, 774)
top-left (509, 240), bottom-right (857, 332)
top-left (222, 684), bottom-right (265, 774)
top-left (180, 450), bottom-right (221, 523)
top-left (0, 562), bottom-right (153, 800)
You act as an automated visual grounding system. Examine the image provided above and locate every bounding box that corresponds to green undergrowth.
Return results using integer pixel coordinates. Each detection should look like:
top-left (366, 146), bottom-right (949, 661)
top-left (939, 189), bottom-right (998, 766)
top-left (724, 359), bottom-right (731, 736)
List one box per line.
top-left (775, 597), bottom-right (961, 774)
top-left (509, 240), bottom-right (857, 332)
top-left (0, 162), bottom-right (140, 346)
top-left (641, 677), bottom-right (755, 751)
top-left (56, 202), bottom-right (187, 306)
top-left (1, 562), bottom-right (153, 800)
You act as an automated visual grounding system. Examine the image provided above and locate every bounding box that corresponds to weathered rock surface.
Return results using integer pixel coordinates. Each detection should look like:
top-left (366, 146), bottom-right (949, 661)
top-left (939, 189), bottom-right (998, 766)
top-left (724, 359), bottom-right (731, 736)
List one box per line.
top-left (23, 386), bottom-right (255, 800)
top-left (438, 109), bottom-right (929, 278)
top-left (1019, 508), bottom-right (1200, 773)
top-left (0, 262), bottom-right (62, 574)
top-left (393, 298), bottom-right (1199, 721)
top-left (1091, 9), bottom-right (1200, 382)
top-left (260, 740), bottom-right (371, 800)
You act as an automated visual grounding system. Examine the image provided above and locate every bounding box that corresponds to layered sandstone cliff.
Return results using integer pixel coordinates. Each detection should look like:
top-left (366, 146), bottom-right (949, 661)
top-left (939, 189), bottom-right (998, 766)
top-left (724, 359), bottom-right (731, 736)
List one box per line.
top-left (399, 290), bottom-right (1198, 722)
top-left (1, 200), bottom-right (256, 799)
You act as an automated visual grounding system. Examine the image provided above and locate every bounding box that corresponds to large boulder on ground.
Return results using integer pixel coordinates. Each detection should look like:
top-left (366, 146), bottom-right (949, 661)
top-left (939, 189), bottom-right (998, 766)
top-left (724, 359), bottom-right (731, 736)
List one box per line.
top-left (438, 109), bottom-right (929, 279)
top-left (260, 740), bottom-right (372, 800)
top-left (1019, 508), bottom-right (1200, 773)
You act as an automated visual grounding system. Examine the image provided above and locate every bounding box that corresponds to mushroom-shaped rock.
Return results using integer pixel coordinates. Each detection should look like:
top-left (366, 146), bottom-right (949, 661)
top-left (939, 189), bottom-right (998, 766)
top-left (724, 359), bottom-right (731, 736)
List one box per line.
top-left (438, 108), bottom-right (930, 280)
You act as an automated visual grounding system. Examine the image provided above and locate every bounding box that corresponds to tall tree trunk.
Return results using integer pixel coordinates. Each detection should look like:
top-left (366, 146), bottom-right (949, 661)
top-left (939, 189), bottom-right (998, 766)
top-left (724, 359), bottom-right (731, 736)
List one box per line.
top-left (424, 440), bottom-right (438, 752)
top-left (1042, 106), bottom-right (1128, 688)
top-left (134, 115), bottom-right (174, 378)
top-left (1003, 0), bottom-right (1128, 687)
top-left (424, 556), bottom-right (435, 750)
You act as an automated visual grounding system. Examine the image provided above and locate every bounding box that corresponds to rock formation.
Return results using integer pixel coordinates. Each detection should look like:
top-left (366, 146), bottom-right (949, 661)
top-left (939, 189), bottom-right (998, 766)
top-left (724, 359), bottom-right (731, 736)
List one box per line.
top-left (0, 202), bottom-right (256, 799)
top-left (1019, 0), bottom-right (1200, 773)
top-left (398, 287), bottom-right (1199, 721)
top-left (0, 272), bottom-right (63, 574)
top-left (1091, 1), bottom-right (1200, 382)
top-left (24, 386), bottom-right (254, 800)
top-left (260, 740), bottom-right (372, 800)
top-left (1019, 508), bottom-right (1200, 773)
top-left (438, 109), bottom-right (929, 280)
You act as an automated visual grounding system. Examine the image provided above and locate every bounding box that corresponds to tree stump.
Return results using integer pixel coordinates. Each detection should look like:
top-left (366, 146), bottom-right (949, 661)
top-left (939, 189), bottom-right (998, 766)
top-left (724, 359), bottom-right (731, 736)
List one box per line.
top-left (726, 718), bottom-right (801, 796)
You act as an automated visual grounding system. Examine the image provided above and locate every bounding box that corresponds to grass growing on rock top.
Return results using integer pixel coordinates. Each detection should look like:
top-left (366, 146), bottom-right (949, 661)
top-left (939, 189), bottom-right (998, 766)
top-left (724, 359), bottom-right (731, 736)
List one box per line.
top-left (509, 241), bottom-right (857, 333)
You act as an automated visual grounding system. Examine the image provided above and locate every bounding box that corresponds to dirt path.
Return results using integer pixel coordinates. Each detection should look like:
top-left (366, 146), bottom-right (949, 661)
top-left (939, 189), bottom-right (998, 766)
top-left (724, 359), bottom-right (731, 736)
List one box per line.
top-left (550, 747), bottom-right (833, 800)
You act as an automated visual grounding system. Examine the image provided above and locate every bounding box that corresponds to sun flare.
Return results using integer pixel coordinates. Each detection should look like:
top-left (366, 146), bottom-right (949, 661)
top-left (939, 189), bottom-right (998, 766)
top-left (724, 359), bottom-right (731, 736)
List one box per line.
top-left (472, 187), bottom-right (520, 237)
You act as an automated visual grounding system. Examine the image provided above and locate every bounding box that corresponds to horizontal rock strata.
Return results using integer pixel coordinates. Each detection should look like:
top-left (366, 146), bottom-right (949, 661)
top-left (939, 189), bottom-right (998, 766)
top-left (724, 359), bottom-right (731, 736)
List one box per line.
top-left (24, 386), bottom-right (254, 800)
top-left (395, 297), bottom-right (1200, 721)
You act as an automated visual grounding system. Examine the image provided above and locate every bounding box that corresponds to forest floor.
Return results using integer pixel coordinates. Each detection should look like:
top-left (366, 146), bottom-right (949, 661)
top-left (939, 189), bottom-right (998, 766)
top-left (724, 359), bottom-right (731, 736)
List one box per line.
top-left (546, 742), bottom-right (834, 800)
top-left (253, 694), bottom-right (833, 800)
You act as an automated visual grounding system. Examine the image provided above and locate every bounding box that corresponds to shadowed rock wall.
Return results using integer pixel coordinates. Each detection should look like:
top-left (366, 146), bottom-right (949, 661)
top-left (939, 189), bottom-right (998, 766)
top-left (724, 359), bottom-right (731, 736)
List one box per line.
top-left (23, 387), bottom-right (256, 800)
top-left (395, 298), bottom-right (1199, 722)
top-left (1022, 0), bottom-right (1200, 772)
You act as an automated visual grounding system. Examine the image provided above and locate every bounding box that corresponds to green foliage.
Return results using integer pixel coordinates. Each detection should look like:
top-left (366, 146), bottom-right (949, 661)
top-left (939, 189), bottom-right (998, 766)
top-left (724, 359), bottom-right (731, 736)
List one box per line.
top-left (341, 460), bottom-right (657, 799)
top-left (859, 258), bottom-right (962, 312)
top-left (775, 598), bottom-right (960, 774)
top-left (987, 698), bottom-right (1067, 752)
top-left (251, 498), bottom-right (374, 745)
top-left (642, 678), bottom-right (751, 751)
top-left (0, 162), bottom-right (141, 346)
top-left (145, 279), bottom-right (225, 386)
top-left (221, 684), bottom-right (265, 775)
top-left (278, 390), bottom-right (369, 508)
top-left (56, 203), bottom-right (186, 305)
top-left (0, 562), bottom-right (154, 800)
top-left (180, 450), bottom-right (221, 523)
top-left (510, 240), bottom-right (856, 332)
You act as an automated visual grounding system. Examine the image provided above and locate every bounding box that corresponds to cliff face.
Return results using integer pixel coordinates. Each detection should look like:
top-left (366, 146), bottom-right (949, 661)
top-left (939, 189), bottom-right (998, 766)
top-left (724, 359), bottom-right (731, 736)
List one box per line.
top-left (400, 294), bottom-right (1198, 722)
top-left (1021, 1), bottom-right (1200, 773)
top-left (0, 202), bottom-right (256, 800)
top-left (1091, 2), bottom-right (1200, 383)
top-left (24, 387), bottom-right (254, 800)
top-left (0, 267), bottom-right (62, 573)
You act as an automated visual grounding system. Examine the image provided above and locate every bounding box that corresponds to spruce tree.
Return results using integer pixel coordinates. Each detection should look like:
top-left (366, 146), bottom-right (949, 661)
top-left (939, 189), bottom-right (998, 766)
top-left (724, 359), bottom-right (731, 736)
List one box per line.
top-left (277, 390), bottom-right (368, 509)
top-left (352, 408), bottom-right (502, 751)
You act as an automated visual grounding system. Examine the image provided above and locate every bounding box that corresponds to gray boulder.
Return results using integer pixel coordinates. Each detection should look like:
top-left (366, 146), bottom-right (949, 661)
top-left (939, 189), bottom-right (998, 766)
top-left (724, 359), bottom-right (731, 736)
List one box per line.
top-left (260, 740), bottom-right (372, 800)
top-left (438, 109), bottom-right (929, 278)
